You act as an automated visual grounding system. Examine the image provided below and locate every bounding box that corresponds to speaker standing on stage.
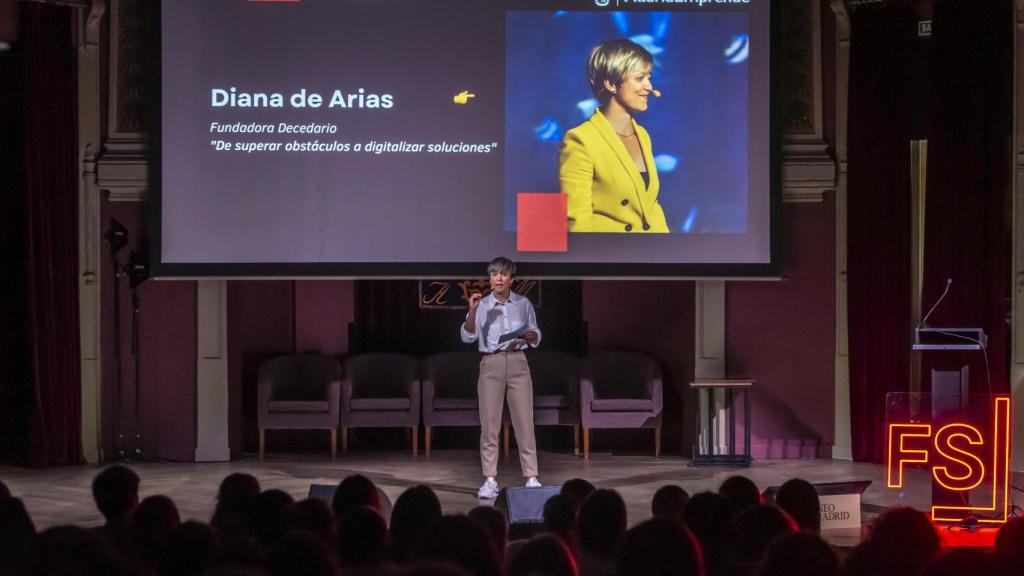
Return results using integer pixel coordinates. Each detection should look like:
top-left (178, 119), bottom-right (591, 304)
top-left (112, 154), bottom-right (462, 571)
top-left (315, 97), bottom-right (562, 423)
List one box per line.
top-left (461, 257), bottom-right (542, 499)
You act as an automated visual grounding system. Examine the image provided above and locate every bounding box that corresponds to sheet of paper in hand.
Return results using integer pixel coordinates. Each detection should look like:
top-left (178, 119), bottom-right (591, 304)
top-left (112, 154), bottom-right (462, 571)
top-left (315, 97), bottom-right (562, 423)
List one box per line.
top-left (497, 325), bottom-right (528, 344)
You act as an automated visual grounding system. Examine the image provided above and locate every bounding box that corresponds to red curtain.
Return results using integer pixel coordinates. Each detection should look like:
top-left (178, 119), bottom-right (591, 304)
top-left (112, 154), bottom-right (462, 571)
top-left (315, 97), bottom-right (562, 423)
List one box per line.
top-left (0, 4), bottom-right (82, 467)
top-left (920, 0), bottom-right (1012, 397)
top-left (846, 3), bottom-right (916, 463)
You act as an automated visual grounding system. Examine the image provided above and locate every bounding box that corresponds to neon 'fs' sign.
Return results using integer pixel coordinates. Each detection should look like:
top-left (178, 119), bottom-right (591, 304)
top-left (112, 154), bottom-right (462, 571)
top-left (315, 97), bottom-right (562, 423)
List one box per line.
top-left (886, 396), bottom-right (1012, 524)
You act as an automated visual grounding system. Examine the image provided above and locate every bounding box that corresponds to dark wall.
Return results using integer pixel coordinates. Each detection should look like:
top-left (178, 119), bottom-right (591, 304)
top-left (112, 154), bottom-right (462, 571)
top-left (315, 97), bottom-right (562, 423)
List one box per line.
top-left (583, 280), bottom-right (696, 455)
top-left (227, 281), bottom-right (296, 457)
top-left (101, 200), bottom-right (199, 462)
top-left (727, 199), bottom-right (836, 459)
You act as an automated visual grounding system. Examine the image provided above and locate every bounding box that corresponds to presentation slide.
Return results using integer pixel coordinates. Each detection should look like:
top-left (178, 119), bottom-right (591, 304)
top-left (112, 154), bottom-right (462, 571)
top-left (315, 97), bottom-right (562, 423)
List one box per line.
top-left (158, 0), bottom-right (775, 277)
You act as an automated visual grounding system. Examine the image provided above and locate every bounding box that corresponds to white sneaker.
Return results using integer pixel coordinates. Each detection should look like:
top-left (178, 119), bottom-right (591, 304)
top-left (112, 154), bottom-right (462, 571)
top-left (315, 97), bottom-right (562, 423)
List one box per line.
top-left (478, 477), bottom-right (499, 499)
top-left (525, 477), bottom-right (542, 488)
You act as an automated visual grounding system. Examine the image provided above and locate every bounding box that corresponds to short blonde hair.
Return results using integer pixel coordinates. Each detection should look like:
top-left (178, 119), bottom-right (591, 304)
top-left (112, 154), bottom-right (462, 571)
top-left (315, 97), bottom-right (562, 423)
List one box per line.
top-left (586, 39), bottom-right (653, 104)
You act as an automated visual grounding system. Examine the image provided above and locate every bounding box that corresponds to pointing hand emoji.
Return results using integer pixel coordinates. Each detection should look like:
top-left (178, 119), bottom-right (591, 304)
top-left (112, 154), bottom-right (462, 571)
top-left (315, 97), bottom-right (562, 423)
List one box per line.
top-left (453, 90), bottom-right (476, 104)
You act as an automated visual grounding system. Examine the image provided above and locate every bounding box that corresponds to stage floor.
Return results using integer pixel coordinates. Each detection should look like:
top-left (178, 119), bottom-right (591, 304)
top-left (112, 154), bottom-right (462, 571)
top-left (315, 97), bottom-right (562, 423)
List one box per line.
top-left (0, 450), bottom-right (948, 547)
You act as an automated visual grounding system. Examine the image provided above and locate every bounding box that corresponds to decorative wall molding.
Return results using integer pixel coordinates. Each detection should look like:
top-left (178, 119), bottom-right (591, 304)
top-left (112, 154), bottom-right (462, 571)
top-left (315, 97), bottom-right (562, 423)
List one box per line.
top-left (830, 0), bottom-right (852, 461)
top-left (781, 0), bottom-right (836, 204)
top-left (97, 0), bottom-right (150, 202)
top-left (77, 0), bottom-right (107, 463)
top-left (96, 158), bottom-right (148, 202)
top-left (694, 281), bottom-right (726, 380)
top-left (196, 281), bottom-right (230, 462)
top-left (1011, 0), bottom-right (1024, 470)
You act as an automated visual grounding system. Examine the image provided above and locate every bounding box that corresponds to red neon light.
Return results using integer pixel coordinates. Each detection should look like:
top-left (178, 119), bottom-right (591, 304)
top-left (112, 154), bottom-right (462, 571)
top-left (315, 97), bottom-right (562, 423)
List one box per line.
top-left (932, 423), bottom-right (985, 491)
top-left (886, 424), bottom-right (930, 488)
top-left (932, 397), bottom-right (1011, 524)
top-left (885, 396), bottom-right (1012, 524)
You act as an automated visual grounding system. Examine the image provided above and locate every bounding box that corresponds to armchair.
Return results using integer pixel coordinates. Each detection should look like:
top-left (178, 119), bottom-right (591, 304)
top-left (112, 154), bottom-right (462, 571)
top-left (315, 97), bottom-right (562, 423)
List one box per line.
top-left (420, 351), bottom-right (484, 455)
top-left (580, 351), bottom-right (663, 458)
top-left (257, 354), bottom-right (342, 460)
top-left (339, 353), bottom-right (421, 454)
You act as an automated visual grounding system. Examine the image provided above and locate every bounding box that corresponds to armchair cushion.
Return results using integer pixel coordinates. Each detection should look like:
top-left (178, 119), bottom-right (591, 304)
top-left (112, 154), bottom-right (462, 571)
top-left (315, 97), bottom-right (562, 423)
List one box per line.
top-left (350, 397), bottom-right (410, 411)
top-left (340, 353), bottom-right (421, 430)
top-left (580, 351), bottom-right (663, 429)
top-left (433, 397), bottom-right (479, 410)
top-left (534, 394), bottom-right (572, 409)
top-left (590, 398), bottom-right (653, 412)
top-left (268, 400), bottom-right (331, 413)
top-left (257, 354), bottom-right (342, 431)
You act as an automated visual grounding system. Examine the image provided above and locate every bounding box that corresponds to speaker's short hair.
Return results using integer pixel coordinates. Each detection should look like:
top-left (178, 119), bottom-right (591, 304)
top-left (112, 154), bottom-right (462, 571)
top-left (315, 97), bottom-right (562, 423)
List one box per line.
top-left (487, 257), bottom-right (516, 276)
top-left (587, 39), bottom-right (654, 104)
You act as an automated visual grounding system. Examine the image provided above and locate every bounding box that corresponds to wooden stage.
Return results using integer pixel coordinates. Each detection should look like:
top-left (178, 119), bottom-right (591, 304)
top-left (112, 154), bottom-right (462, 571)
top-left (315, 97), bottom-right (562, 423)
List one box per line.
top-left (0, 449), bottom-right (993, 548)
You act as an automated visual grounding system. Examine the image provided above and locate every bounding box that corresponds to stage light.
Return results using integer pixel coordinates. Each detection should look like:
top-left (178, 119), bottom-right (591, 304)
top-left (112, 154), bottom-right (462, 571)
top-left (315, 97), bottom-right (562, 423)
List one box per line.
top-left (103, 218), bottom-right (128, 255)
top-left (128, 251), bottom-right (149, 289)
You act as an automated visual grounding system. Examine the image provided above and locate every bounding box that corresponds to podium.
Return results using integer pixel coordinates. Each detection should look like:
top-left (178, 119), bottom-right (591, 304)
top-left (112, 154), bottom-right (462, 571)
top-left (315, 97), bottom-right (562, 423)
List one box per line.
top-left (690, 379), bottom-right (752, 467)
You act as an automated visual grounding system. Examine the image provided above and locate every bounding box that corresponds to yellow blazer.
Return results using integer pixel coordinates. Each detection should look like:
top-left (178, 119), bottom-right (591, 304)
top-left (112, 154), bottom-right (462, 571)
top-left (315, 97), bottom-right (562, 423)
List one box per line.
top-left (559, 111), bottom-right (669, 233)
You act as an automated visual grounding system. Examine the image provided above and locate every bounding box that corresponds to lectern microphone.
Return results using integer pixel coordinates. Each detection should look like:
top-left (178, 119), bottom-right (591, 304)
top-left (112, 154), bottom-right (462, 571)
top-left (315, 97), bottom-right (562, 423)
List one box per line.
top-left (920, 278), bottom-right (952, 328)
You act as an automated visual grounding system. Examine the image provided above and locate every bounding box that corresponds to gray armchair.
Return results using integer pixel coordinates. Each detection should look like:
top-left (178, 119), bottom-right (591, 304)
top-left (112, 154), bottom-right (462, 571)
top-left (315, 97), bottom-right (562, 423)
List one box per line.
top-left (502, 350), bottom-right (581, 456)
top-left (420, 351), bottom-right (484, 455)
top-left (257, 354), bottom-right (342, 460)
top-left (339, 353), bottom-right (421, 455)
top-left (580, 351), bottom-right (663, 458)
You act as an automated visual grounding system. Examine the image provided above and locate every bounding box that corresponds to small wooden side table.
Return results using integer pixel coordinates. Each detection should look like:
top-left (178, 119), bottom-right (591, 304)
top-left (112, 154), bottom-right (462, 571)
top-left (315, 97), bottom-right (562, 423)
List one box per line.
top-left (690, 379), bottom-right (752, 467)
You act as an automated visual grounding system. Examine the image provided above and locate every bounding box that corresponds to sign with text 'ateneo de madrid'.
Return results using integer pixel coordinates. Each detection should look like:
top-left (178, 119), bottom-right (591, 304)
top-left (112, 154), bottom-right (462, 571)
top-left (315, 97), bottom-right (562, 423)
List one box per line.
top-left (886, 394), bottom-right (1012, 524)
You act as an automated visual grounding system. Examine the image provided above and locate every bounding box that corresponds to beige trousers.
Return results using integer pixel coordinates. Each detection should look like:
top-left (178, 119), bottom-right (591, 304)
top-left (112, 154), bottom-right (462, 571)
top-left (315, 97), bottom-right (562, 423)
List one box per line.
top-left (478, 351), bottom-right (537, 477)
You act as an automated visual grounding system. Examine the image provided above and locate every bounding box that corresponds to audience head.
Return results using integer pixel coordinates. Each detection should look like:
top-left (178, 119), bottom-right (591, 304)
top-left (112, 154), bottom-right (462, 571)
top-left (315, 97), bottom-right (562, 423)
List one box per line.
top-left (543, 494), bottom-right (578, 545)
top-left (718, 476), bottom-right (761, 513)
top-left (843, 506), bottom-right (941, 576)
top-left (922, 548), bottom-right (995, 576)
top-left (774, 478), bottom-right (820, 534)
top-left (414, 515), bottom-right (502, 576)
top-left (757, 532), bottom-right (839, 576)
top-left (91, 465), bottom-right (140, 522)
top-left (467, 506), bottom-right (509, 565)
top-left (577, 489), bottom-right (627, 558)
top-left (211, 475), bottom-right (260, 540)
top-left (682, 491), bottom-right (735, 575)
top-left (134, 494), bottom-right (182, 567)
top-left (156, 520), bottom-right (217, 576)
top-left (615, 518), bottom-right (704, 576)
top-left (217, 535), bottom-right (267, 569)
top-left (733, 504), bottom-right (797, 563)
top-left (23, 526), bottom-right (125, 576)
top-left (268, 529), bottom-right (339, 576)
top-left (251, 489), bottom-right (295, 546)
top-left (391, 485), bottom-right (443, 563)
top-left (217, 472), bottom-right (261, 503)
top-left (994, 517), bottom-right (1024, 571)
top-left (398, 562), bottom-right (475, 576)
top-left (0, 496), bottom-right (37, 575)
top-left (560, 478), bottom-right (596, 508)
top-left (867, 506), bottom-right (941, 561)
top-left (332, 474), bottom-right (381, 518)
top-left (336, 505), bottom-right (388, 568)
top-left (285, 497), bottom-right (335, 545)
top-left (508, 533), bottom-right (578, 576)
top-left (651, 484), bottom-right (689, 521)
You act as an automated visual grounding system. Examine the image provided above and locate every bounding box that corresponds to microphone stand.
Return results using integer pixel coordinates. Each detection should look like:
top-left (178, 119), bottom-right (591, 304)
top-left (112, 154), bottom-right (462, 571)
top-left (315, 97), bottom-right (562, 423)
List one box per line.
top-left (110, 253), bottom-right (126, 460)
top-left (131, 285), bottom-right (142, 458)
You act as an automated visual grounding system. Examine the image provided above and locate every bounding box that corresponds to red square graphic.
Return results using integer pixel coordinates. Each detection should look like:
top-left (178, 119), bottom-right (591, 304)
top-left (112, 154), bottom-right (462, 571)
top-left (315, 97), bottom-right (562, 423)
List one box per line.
top-left (517, 193), bottom-right (567, 253)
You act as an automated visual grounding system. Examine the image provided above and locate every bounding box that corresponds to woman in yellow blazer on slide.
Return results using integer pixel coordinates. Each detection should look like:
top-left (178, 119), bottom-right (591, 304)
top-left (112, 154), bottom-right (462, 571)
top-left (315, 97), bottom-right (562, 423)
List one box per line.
top-left (559, 39), bottom-right (669, 233)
